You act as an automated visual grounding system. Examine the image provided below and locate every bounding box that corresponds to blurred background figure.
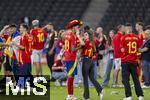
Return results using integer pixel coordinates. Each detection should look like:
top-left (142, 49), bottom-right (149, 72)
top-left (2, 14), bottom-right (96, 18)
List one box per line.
top-left (43, 23), bottom-right (57, 81)
top-left (112, 25), bottom-right (125, 87)
top-left (30, 20), bottom-right (47, 76)
top-left (102, 30), bottom-right (115, 87)
top-left (96, 27), bottom-right (107, 78)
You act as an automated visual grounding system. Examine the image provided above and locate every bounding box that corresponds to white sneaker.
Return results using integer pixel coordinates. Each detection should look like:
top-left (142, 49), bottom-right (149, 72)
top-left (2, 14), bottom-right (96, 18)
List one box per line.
top-left (83, 99), bottom-right (90, 100)
top-left (117, 84), bottom-right (124, 88)
top-left (138, 96), bottom-right (144, 100)
top-left (89, 85), bottom-right (94, 88)
top-left (99, 90), bottom-right (103, 100)
top-left (142, 85), bottom-right (150, 88)
top-left (123, 97), bottom-right (132, 100)
top-left (61, 81), bottom-right (67, 86)
top-left (66, 95), bottom-right (77, 100)
top-left (55, 80), bottom-right (61, 86)
top-left (78, 80), bottom-right (82, 84)
top-left (131, 85), bottom-right (134, 88)
top-left (111, 91), bottom-right (119, 94)
top-left (112, 84), bottom-right (117, 87)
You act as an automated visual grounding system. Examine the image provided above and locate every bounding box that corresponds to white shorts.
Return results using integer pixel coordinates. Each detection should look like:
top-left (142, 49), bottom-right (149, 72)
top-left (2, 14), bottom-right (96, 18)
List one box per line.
top-left (114, 58), bottom-right (121, 70)
top-left (31, 49), bottom-right (43, 63)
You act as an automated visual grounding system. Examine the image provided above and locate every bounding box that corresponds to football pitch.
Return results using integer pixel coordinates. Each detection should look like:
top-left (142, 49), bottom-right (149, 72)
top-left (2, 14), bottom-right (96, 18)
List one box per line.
top-left (50, 80), bottom-right (150, 100)
top-left (0, 64), bottom-right (150, 100)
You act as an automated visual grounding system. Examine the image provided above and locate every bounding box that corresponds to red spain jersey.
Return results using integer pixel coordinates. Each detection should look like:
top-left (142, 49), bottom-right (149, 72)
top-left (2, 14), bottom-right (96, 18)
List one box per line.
top-left (30, 28), bottom-right (47, 50)
top-left (120, 33), bottom-right (140, 63)
top-left (81, 39), bottom-right (93, 57)
top-left (138, 33), bottom-right (145, 47)
top-left (137, 33), bottom-right (145, 57)
top-left (19, 33), bottom-right (32, 64)
top-left (112, 32), bottom-right (124, 58)
top-left (64, 32), bottom-right (78, 61)
top-left (92, 35), bottom-right (100, 61)
top-left (94, 35), bottom-right (100, 45)
top-left (57, 38), bottom-right (64, 49)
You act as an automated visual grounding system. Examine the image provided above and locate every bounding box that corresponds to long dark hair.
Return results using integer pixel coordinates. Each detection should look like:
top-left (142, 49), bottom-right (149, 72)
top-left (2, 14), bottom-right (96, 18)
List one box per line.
top-left (107, 30), bottom-right (115, 46)
top-left (85, 30), bottom-right (96, 52)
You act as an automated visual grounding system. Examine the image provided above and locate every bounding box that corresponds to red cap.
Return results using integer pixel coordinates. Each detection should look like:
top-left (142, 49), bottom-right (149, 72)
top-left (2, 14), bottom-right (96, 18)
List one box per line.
top-left (67, 20), bottom-right (83, 29)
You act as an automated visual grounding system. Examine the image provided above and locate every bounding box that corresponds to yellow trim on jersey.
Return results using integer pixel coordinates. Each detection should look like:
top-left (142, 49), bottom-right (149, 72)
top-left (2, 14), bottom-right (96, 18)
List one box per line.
top-left (19, 51), bottom-right (23, 64)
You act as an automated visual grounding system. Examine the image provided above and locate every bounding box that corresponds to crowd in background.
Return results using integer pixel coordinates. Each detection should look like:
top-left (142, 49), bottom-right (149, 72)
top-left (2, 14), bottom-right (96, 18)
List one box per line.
top-left (0, 19), bottom-right (150, 100)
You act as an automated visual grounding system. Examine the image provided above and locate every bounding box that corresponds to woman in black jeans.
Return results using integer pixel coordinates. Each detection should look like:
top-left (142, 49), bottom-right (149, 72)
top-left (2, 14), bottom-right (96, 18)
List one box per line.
top-left (81, 30), bottom-right (103, 100)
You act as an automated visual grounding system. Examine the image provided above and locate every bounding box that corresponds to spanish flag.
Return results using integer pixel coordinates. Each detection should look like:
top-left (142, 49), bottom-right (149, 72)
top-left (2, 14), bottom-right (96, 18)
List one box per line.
top-left (4, 37), bottom-right (13, 58)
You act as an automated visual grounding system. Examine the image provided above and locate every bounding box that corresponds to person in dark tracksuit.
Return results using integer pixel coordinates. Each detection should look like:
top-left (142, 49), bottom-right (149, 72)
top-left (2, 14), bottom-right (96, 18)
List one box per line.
top-left (81, 30), bottom-right (103, 100)
top-left (139, 28), bottom-right (150, 88)
top-left (44, 23), bottom-right (57, 81)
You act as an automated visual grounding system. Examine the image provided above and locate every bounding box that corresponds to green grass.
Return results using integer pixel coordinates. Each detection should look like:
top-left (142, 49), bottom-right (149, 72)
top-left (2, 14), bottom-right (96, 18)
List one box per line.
top-left (0, 64), bottom-right (50, 75)
top-left (50, 81), bottom-right (150, 100)
top-left (49, 65), bottom-right (150, 100)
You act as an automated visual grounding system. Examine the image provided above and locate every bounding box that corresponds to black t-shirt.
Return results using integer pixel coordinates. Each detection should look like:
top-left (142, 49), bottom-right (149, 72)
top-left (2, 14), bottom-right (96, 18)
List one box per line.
top-left (141, 39), bottom-right (150, 61)
top-left (47, 31), bottom-right (55, 53)
top-left (98, 35), bottom-right (106, 50)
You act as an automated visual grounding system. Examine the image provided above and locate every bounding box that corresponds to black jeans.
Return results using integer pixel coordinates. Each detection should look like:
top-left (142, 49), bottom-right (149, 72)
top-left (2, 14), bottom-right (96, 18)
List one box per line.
top-left (121, 62), bottom-right (143, 97)
top-left (82, 57), bottom-right (102, 99)
top-left (46, 53), bottom-right (54, 74)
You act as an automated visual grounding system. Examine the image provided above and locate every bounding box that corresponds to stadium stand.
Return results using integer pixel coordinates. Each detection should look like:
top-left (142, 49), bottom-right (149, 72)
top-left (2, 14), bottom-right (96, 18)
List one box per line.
top-left (0, 0), bottom-right (91, 30)
top-left (99, 0), bottom-right (150, 32)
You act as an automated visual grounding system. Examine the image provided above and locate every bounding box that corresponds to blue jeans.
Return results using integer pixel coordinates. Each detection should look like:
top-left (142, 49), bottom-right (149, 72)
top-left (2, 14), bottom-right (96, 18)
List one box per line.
top-left (142, 60), bottom-right (150, 86)
top-left (12, 59), bottom-right (20, 75)
top-left (93, 61), bottom-right (98, 79)
top-left (52, 71), bottom-right (67, 81)
top-left (17, 63), bottom-right (32, 88)
top-left (19, 63), bottom-right (32, 75)
top-left (102, 58), bottom-right (114, 87)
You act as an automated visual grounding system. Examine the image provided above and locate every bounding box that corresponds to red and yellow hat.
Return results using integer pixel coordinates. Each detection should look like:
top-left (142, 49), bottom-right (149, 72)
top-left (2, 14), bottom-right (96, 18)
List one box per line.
top-left (67, 20), bottom-right (83, 29)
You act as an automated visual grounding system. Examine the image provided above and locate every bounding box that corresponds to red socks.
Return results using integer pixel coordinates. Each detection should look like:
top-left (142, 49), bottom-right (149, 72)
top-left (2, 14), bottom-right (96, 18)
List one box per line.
top-left (67, 76), bottom-right (74, 95)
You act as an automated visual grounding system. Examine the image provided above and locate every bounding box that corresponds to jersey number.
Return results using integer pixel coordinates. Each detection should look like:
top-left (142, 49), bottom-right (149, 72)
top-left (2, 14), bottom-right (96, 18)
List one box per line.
top-left (65, 40), bottom-right (70, 51)
top-left (85, 48), bottom-right (93, 57)
top-left (127, 41), bottom-right (137, 54)
top-left (37, 33), bottom-right (44, 42)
